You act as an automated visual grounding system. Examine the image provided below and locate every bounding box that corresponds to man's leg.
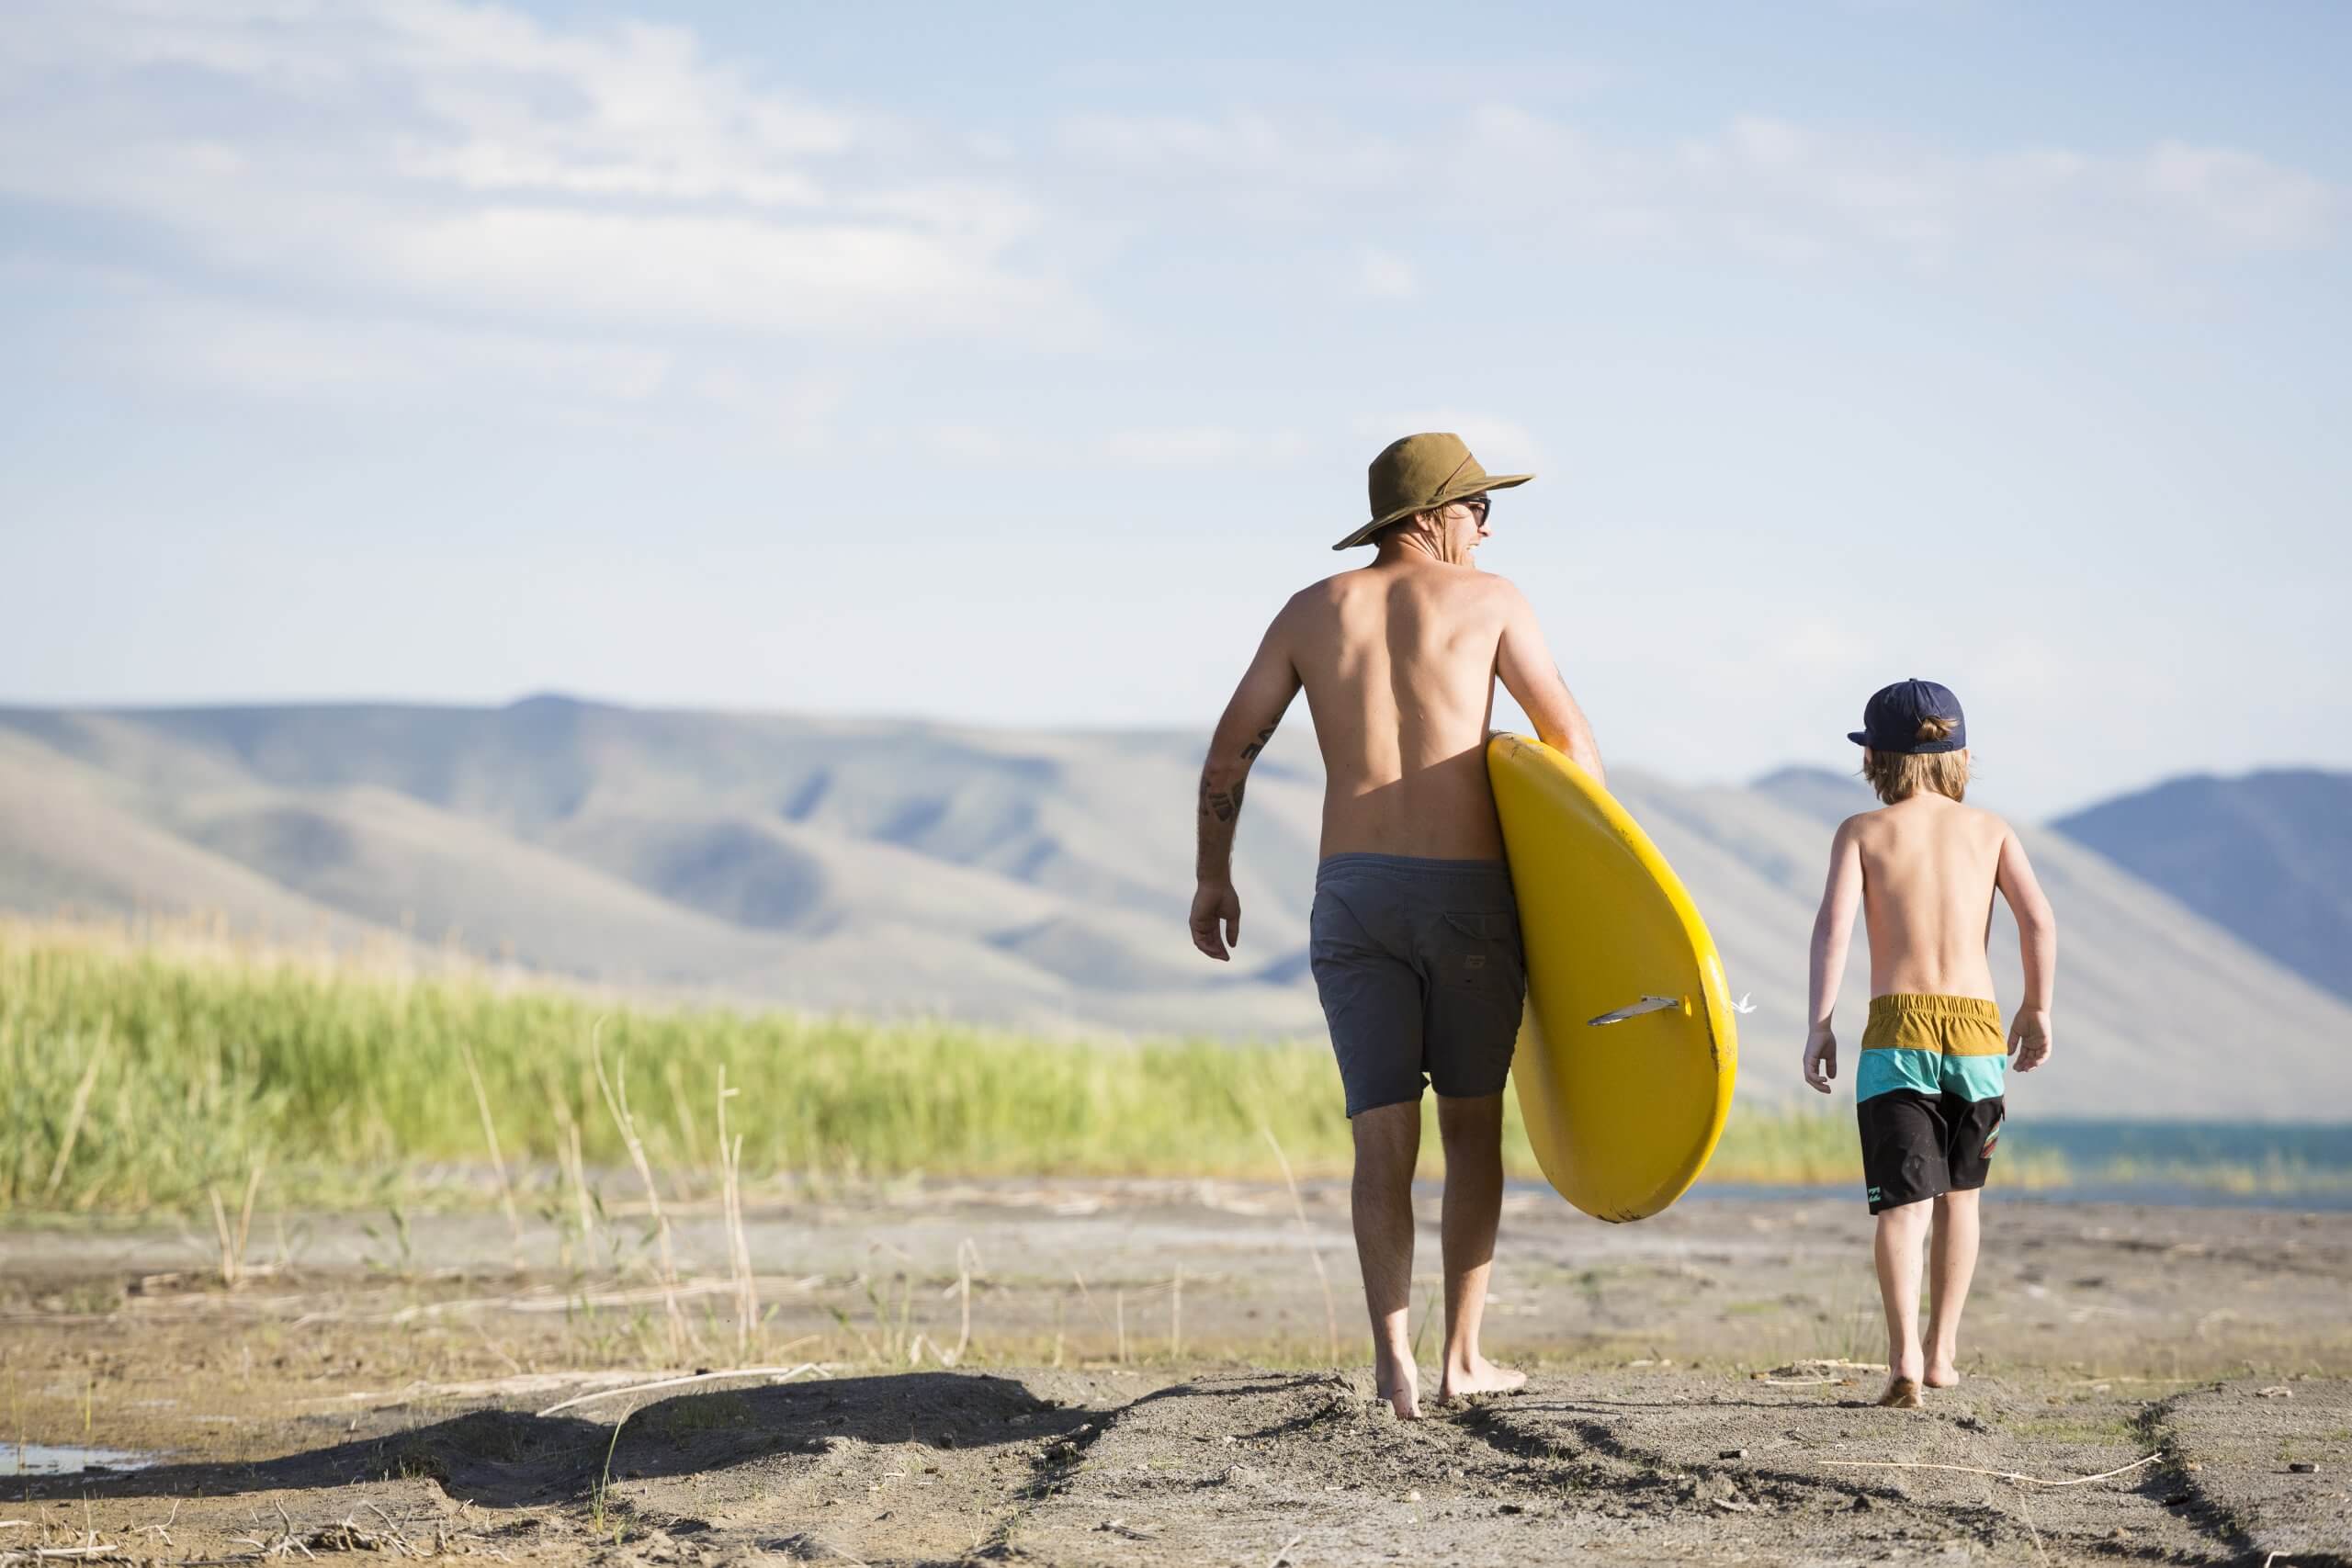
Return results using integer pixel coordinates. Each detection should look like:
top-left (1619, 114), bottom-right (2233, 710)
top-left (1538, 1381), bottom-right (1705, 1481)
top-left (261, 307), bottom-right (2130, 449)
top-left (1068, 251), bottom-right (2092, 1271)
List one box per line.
top-left (1924, 1188), bottom-right (1981, 1388)
top-left (1872, 1199), bottom-right (1932, 1406)
top-left (1351, 1101), bottom-right (1422, 1418)
top-left (1433, 1092), bottom-right (1525, 1402)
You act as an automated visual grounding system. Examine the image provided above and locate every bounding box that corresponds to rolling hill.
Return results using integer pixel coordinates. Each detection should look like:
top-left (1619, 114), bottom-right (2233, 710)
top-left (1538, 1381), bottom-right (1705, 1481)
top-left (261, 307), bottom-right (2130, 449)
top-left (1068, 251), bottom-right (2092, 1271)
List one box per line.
top-left (2052, 770), bottom-right (2352, 1004)
top-left (1, 698), bottom-right (2346, 1117)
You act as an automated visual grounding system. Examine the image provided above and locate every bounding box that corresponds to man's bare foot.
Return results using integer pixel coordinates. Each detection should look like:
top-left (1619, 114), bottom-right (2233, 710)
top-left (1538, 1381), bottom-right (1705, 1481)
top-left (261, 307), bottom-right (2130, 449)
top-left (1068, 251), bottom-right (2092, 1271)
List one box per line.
top-left (1436, 1356), bottom-right (1527, 1404)
top-left (1923, 1360), bottom-right (1961, 1389)
top-left (1877, 1375), bottom-right (1923, 1409)
top-left (1374, 1352), bottom-right (1420, 1419)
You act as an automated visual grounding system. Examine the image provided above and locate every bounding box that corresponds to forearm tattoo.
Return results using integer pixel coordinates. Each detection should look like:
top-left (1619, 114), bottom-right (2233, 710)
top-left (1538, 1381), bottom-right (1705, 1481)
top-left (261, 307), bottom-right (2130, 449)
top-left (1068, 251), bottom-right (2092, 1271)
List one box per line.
top-left (1200, 725), bottom-right (1273, 830)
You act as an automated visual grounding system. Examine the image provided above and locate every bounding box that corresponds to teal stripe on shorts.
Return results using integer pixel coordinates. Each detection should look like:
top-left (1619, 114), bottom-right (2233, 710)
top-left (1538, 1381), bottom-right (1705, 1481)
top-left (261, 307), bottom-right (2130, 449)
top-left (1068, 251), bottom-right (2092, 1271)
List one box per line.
top-left (1856, 1047), bottom-right (1941, 1102)
top-left (1940, 1054), bottom-right (2007, 1103)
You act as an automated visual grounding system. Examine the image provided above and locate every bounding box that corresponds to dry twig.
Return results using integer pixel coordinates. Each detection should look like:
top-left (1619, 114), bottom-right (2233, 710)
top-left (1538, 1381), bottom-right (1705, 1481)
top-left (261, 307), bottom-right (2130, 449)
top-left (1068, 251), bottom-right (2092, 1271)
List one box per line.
top-left (40, 1021), bottom-right (107, 1202)
top-left (592, 1028), bottom-right (692, 1359)
top-left (717, 1066), bottom-right (759, 1358)
top-left (458, 1038), bottom-right (524, 1267)
top-left (537, 1361), bottom-right (822, 1417)
top-left (1819, 1451), bottom-right (2163, 1488)
top-left (1262, 1125), bottom-right (1341, 1366)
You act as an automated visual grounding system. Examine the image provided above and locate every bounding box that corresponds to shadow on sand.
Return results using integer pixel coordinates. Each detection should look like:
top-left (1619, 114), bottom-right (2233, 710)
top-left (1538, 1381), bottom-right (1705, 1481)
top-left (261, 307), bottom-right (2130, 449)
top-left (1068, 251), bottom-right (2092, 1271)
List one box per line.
top-left (58, 1371), bottom-right (1097, 1510)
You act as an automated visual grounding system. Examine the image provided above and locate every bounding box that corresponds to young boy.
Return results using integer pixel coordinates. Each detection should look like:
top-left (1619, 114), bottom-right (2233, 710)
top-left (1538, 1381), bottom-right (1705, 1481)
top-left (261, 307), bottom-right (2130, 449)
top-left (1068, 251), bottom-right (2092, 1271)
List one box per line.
top-left (1802, 679), bottom-right (2057, 1408)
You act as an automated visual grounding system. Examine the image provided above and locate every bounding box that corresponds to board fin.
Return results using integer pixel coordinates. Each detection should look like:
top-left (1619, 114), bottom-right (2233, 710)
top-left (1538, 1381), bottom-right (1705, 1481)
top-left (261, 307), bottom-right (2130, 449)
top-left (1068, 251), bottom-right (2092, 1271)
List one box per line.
top-left (1586, 995), bottom-right (1683, 1028)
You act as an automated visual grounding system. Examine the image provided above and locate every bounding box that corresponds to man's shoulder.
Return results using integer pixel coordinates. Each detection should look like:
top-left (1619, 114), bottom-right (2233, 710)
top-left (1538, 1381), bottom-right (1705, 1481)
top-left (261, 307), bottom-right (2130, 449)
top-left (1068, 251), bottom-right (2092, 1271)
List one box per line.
top-left (1285, 571), bottom-right (1363, 613)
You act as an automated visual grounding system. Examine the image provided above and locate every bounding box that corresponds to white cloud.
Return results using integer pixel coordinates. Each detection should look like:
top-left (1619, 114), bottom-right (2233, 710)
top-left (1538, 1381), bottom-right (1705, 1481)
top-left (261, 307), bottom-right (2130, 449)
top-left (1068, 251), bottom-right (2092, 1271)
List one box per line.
top-left (1097, 428), bottom-right (1306, 467)
top-left (379, 207), bottom-right (1058, 336)
top-left (96, 293), bottom-right (673, 407)
top-left (1064, 104), bottom-right (2341, 276)
top-left (917, 424), bottom-right (1308, 468)
top-left (0, 0), bottom-right (1074, 345)
top-left (1353, 249), bottom-right (1419, 301)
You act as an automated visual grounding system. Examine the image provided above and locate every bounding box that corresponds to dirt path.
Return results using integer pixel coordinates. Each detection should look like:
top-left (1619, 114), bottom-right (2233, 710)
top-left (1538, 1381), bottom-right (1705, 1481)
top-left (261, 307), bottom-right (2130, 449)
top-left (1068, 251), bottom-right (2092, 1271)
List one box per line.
top-left (4, 1182), bottom-right (2348, 1563)
top-left (3, 1368), bottom-right (2345, 1564)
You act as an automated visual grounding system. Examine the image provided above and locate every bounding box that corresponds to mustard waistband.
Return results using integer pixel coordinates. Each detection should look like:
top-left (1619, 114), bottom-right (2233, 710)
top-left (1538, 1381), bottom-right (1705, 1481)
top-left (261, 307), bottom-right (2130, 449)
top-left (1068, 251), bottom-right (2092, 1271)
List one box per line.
top-left (1866, 993), bottom-right (2001, 1025)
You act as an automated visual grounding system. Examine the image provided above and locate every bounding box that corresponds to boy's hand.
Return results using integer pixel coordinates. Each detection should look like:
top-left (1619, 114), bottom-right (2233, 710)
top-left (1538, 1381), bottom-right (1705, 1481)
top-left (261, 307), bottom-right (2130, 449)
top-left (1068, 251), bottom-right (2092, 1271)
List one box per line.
top-left (1802, 1026), bottom-right (1838, 1094)
top-left (1190, 879), bottom-right (1241, 961)
top-left (2008, 1010), bottom-right (2052, 1072)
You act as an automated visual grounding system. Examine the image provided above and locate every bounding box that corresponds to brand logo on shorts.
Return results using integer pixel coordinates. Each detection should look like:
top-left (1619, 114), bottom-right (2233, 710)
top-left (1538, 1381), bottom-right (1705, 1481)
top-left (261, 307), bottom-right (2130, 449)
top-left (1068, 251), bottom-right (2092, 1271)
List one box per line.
top-left (1867, 1185), bottom-right (1883, 1203)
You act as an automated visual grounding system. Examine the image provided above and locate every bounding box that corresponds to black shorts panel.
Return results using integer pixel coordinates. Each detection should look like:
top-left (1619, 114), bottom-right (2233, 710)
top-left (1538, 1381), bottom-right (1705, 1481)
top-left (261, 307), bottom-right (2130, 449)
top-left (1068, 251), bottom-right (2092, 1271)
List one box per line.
top-left (1858, 1090), bottom-right (2007, 1213)
top-left (1945, 1095), bottom-right (2006, 1191)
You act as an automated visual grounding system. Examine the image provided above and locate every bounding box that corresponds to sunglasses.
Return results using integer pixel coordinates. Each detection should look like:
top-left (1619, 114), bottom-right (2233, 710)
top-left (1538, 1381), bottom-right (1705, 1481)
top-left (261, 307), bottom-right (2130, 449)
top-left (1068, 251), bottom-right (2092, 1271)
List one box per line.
top-left (1461, 494), bottom-right (1491, 523)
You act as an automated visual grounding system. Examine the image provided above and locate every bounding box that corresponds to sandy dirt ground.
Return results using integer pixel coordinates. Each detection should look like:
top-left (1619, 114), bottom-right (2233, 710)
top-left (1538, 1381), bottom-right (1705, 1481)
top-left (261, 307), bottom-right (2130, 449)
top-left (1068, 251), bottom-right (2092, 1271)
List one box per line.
top-left (3, 1179), bottom-right (2348, 1565)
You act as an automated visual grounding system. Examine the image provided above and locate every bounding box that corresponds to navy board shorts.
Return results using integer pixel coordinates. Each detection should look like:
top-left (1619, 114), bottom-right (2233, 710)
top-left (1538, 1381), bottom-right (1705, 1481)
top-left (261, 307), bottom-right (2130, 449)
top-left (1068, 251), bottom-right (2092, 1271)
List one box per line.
top-left (1308, 853), bottom-right (1528, 1117)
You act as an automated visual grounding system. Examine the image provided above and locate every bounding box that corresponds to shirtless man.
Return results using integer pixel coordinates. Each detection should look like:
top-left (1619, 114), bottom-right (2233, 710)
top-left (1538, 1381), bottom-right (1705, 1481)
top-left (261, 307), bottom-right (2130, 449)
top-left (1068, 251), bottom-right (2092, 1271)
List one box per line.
top-left (1802, 679), bottom-right (2057, 1406)
top-left (1189, 432), bottom-right (1602, 1418)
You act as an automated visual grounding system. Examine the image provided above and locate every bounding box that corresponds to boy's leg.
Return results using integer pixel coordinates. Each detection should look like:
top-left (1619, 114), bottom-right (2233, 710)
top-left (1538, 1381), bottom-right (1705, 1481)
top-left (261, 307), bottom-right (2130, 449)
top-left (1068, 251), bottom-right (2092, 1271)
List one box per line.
top-left (1872, 1199), bottom-right (1932, 1406)
top-left (1927, 1072), bottom-right (2003, 1389)
top-left (1925, 1188), bottom-right (1981, 1388)
top-left (1351, 1101), bottom-right (1422, 1418)
top-left (1433, 1092), bottom-right (1526, 1403)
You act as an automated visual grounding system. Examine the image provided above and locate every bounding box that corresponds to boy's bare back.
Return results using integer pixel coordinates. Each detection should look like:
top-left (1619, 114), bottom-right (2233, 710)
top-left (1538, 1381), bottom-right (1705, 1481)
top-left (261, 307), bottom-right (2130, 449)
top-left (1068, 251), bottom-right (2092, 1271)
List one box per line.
top-left (1843, 795), bottom-right (2018, 1000)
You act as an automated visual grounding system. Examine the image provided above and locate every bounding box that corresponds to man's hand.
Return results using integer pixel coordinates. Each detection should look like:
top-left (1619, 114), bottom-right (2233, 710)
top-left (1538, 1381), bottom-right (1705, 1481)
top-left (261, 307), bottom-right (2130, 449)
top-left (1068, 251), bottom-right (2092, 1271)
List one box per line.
top-left (1802, 1025), bottom-right (1838, 1094)
top-left (2008, 1009), bottom-right (2052, 1072)
top-left (1190, 880), bottom-right (1241, 961)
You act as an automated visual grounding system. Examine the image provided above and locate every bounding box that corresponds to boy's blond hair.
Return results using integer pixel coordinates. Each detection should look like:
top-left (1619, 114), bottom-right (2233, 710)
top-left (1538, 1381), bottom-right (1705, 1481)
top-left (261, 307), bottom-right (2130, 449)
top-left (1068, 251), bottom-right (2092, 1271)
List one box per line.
top-left (1860, 716), bottom-right (1969, 805)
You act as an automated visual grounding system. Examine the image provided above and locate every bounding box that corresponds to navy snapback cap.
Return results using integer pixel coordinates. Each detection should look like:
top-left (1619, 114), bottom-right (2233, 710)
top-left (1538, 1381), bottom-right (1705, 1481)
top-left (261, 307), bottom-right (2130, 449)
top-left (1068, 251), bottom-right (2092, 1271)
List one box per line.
top-left (1849, 678), bottom-right (1966, 754)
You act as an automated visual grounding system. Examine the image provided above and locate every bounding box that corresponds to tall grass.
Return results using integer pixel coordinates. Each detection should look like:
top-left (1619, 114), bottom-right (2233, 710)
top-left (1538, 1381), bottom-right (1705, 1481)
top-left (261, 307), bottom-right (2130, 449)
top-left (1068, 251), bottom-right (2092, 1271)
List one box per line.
top-left (0, 917), bottom-right (2114, 1214)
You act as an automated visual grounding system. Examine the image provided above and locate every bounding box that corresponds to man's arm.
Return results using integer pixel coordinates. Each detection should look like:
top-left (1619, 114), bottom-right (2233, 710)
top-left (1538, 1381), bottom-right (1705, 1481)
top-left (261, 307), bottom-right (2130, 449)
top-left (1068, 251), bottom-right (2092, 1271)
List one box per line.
top-left (1190, 605), bottom-right (1303, 961)
top-left (1996, 825), bottom-right (2057, 1071)
top-left (1804, 818), bottom-right (1864, 1093)
top-left (1493, 580), bottom-right (1603, 785)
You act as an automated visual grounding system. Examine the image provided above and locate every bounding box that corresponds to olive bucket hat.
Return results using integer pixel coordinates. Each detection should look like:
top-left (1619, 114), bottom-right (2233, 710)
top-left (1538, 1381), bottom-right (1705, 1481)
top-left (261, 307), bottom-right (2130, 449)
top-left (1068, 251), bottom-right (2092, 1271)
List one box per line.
top-left (1333, 432), bottom-right (1534, 551)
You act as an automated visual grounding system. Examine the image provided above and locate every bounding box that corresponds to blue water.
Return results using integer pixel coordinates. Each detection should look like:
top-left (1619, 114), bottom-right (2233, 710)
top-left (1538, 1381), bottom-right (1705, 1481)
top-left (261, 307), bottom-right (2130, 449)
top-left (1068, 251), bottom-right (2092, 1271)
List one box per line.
top-left (1686, 1120), bottom-right (2352, 1212)
top-left (0, 1443), bottom-right (155, 1476)
top-left (2002, 1119), bottom-right (2352, 1169)
top-left (1688, 1180), bottom-right (2352, 1213)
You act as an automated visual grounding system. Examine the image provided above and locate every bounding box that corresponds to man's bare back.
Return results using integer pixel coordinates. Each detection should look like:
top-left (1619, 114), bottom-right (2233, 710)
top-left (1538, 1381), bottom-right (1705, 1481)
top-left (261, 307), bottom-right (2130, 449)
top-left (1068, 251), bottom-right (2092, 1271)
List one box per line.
top-left (1189, 554), bottom-right (1600, 929)
top-left (1290, 558), bottom-right (1582, 861)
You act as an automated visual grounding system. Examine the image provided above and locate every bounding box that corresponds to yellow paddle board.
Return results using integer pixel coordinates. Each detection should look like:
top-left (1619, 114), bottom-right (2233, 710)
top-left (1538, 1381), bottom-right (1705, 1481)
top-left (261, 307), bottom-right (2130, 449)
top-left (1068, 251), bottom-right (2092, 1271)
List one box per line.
top-left (1487, 734), bottom-right (1738, 1222)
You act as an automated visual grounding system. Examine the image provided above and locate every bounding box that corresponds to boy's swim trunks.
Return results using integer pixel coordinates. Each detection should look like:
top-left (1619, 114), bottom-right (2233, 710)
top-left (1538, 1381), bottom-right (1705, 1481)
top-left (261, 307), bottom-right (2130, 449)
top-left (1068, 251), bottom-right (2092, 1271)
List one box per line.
top-left (1855, 993), bottom-right (2007, 1213)
top-left (1309, 853), bottom-right (1526, 1117)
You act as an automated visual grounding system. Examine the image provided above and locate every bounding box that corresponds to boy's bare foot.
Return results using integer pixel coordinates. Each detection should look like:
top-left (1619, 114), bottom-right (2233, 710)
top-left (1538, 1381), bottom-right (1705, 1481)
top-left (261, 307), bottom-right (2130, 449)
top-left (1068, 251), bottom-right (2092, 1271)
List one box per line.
top-left (1923, 1360), bottom-right (1961, 1389)
top-left (1374, 1352), bottom-right (1420, 1419)
top-left (1436, 1356), bottom-right (1527, 1404)
top-left (1877, 1376), bottom-right (1923, 1409)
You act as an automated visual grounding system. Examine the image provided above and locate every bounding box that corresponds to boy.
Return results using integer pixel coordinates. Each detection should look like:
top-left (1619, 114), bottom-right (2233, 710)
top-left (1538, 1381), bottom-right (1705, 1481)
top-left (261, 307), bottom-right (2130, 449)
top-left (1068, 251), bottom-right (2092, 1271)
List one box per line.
top-left (1802, 679), bottom-right (2057, 1408)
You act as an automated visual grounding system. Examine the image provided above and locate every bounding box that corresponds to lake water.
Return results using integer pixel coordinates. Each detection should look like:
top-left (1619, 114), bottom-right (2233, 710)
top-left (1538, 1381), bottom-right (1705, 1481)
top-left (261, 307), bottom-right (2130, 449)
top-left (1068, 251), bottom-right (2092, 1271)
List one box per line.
top-left (1697, 1119), bottom-right (2352, 1211)
top-left (0, 1442), bottom-right (156, 1476)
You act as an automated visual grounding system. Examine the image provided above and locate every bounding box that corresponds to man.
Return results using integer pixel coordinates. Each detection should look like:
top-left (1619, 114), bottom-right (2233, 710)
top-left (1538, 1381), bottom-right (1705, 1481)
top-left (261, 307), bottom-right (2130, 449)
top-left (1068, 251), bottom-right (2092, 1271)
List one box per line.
top-left (1190, 431), bottom-right (1603, 1418)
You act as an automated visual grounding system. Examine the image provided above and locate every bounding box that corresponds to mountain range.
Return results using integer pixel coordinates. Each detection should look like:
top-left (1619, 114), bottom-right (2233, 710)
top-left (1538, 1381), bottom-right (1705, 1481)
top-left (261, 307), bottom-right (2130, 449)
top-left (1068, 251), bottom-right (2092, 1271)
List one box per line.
top-left (1, 696), bottom-right (2345, 1119)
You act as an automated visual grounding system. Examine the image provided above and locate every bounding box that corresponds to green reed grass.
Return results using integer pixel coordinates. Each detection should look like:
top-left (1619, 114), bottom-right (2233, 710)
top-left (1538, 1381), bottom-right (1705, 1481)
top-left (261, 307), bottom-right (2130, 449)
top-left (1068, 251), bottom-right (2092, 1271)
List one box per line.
top-left (0, 918), bottom-right (2087, 1214)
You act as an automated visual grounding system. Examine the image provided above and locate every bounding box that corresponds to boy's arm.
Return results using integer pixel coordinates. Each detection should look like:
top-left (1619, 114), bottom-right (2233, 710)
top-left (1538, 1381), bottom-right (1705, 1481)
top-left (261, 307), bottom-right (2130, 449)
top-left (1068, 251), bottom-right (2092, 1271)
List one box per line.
top-left (1190, 603), bottom-right (1303, 962)
top-left (1803, 818), bottom-right (1864, 1093)
top-left (1996, 826), bottom-right (2057, 1070)
top-left (1494, 579), bottom-right (1604, 786)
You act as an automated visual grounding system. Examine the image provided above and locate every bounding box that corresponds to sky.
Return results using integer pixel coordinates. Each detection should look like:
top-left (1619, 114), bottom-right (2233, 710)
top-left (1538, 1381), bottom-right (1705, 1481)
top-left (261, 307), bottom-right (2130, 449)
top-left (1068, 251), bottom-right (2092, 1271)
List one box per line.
top-left (2, 0), bottom-right (2347, 818)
